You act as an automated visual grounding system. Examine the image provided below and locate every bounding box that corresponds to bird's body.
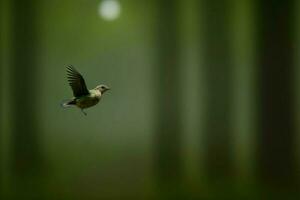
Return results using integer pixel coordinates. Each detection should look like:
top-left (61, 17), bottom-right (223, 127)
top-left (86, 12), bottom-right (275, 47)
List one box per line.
top-left (62, 66), bottom-right (110, 115)
top-left (74, 89), bottom-right (101, 109)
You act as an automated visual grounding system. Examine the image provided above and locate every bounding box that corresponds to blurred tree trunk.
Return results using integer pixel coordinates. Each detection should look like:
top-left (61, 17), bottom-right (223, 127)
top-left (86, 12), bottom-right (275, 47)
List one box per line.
top-left (10, 0), bottom-right (43, 197)
top-left (0, 0), bottom-right (3, 194)
top-left (0, 0), bottom-right (3, 122)
top-left (255, 0), bottom-right (297, 186)
top-left (154, 0), bottom-right (182, 186)
top-left (0, 0), bottom-right (4, 120)
top-left (0, 0), bottom-right (3, 100)
top-left (199, 0), bottom-right (234, 180)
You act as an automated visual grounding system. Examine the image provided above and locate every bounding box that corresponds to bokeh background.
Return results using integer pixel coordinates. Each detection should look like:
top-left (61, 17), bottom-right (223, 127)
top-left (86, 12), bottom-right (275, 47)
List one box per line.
top-left (1, 0), bottom-right (300, 199)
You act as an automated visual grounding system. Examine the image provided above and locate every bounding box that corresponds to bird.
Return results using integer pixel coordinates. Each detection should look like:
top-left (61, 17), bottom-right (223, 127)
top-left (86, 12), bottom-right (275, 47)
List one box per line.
top-left (61, 66), bottom-right (110, 115)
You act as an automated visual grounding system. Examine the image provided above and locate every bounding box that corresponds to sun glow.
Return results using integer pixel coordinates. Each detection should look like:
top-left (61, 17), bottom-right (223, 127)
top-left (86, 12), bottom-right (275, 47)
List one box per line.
top-left (98, 0), bottom-right (121, 21)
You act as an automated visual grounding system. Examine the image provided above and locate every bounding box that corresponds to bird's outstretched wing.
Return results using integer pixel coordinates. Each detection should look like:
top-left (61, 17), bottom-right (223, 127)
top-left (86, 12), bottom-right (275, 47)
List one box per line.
top-left (66, 66), bottom-right (90, 97)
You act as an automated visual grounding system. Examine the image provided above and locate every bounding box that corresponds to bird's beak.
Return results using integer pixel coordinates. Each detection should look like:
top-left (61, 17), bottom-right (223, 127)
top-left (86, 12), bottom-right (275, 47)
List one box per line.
top-left (106, 87), bottom-right (111, 91)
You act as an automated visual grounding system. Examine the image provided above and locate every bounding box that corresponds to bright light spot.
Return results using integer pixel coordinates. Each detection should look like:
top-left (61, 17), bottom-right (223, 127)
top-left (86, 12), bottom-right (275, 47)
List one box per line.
top-left (98, 0), bottom-right (121, 21)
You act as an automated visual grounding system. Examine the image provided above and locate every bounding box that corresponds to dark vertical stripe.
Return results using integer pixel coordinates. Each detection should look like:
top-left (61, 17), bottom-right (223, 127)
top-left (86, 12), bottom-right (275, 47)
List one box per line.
top-left (0, 0), bottom-right (3, 195)
top-left (154, 0), bottom-right (182, 183)
top-left (255, 0), bottom-right (297, 186)
top-left (10, 0), bottom-right (41, 175)
top-left (200, 0), bottom-right (234, 179)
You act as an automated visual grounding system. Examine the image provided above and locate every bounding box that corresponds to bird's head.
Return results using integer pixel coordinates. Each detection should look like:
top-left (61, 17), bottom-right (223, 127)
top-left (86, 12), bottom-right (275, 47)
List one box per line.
top-left (96, 84), bottom-right (110, 94)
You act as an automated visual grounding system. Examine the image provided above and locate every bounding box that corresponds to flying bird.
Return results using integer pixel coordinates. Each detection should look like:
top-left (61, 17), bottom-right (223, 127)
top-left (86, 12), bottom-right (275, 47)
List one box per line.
top-left (61, 66), bottom-right (110, 115)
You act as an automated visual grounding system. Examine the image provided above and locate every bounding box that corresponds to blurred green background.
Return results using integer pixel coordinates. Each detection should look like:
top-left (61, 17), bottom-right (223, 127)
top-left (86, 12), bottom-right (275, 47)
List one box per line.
top-left (1, 0), bottom-right (300, 199)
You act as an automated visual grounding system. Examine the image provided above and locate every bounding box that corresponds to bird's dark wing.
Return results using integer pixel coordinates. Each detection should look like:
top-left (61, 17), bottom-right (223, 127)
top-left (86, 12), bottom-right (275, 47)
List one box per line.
top-left (66, 66), bottom-right (90, 97)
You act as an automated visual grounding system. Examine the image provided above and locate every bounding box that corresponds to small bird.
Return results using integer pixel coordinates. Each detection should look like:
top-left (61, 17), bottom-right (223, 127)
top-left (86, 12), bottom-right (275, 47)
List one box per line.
top-left (61, 66), bottom-right (110, 115)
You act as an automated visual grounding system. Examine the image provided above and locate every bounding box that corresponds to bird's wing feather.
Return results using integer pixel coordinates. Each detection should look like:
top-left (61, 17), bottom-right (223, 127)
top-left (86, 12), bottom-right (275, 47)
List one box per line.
top-left (66, 66), bottom-right (90, 97)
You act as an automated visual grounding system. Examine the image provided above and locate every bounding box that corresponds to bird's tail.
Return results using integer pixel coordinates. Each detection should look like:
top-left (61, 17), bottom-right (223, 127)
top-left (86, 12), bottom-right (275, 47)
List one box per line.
top-left (61, 99), bottom-right (76, 108)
